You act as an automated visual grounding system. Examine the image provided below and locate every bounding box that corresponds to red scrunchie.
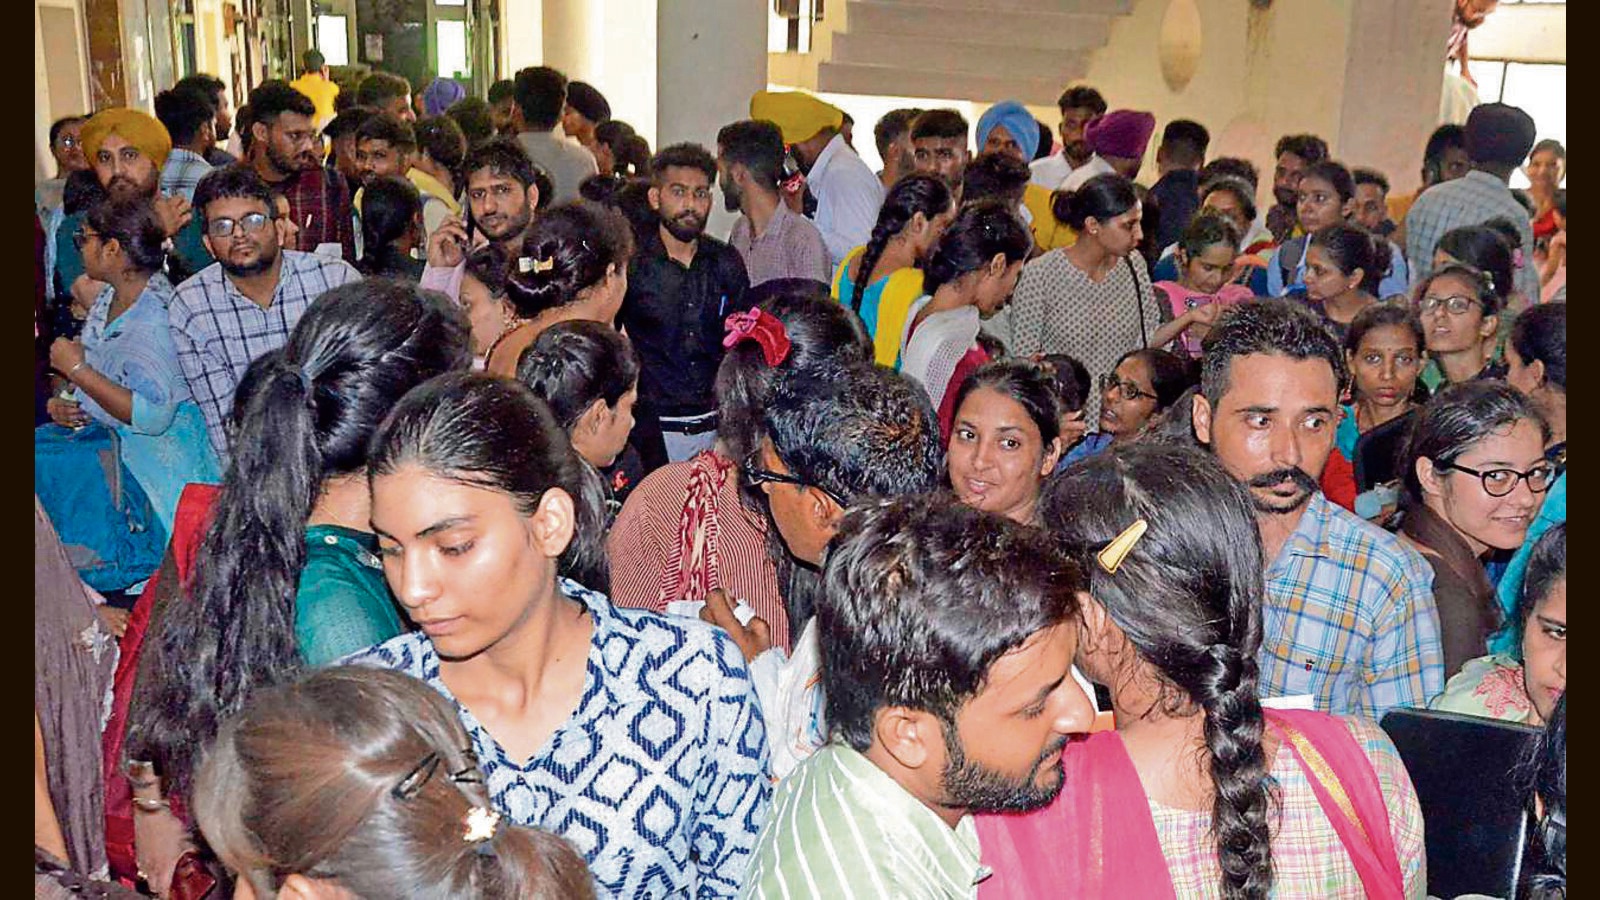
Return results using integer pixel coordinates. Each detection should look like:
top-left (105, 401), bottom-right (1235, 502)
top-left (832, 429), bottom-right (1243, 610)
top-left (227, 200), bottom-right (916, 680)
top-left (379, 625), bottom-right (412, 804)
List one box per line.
top-left (722, 308), bottom-right (792, 367)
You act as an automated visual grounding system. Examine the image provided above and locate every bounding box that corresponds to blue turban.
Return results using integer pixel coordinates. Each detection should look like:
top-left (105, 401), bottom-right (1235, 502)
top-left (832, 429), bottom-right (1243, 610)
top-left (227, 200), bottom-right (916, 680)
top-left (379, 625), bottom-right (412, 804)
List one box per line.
top-left (976, 101), bottom-right (1040, 161)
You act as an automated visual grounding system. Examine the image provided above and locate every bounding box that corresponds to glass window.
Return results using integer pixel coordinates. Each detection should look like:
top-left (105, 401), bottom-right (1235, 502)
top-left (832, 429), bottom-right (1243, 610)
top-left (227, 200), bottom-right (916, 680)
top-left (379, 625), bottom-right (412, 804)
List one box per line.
top-left (316, 15), bottom-right (349, 67)
top-left (437, 20), bottom-right (468, 79)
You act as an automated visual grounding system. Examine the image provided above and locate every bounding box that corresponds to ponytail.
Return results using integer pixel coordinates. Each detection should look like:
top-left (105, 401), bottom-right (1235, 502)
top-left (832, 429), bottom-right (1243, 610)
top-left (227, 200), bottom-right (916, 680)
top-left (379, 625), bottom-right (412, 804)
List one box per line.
top-left (851, 173), bottom-right (951, 309)
top-left (1197, 642), bottom-right (1275, 899)
top-left (1310, 222), bottom-right (1389, 295)
top-left (505, 201), bottom-right (635, 319)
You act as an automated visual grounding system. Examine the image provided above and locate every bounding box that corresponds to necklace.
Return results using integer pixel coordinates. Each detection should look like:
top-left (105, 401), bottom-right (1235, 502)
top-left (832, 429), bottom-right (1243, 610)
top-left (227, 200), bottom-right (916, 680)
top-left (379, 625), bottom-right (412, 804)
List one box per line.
top-left (484, 317), bottom-right (532, 370)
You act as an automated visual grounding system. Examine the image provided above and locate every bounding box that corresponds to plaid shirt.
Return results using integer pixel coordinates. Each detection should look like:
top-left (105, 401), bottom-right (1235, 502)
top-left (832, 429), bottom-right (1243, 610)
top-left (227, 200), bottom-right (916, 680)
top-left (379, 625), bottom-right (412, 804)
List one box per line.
top-left (1404, 170), bottom-right (1539, 303)
top-left (728, 201), bottom-right (832, 287)
top-left (159, 148), bottom-right (213, 201)
top-left (276, 166), bottom-right (357, 262)
top-left (169, 250), bottom-right (361, 463)
top-left (1260, 493), bottom-right (1444, 720)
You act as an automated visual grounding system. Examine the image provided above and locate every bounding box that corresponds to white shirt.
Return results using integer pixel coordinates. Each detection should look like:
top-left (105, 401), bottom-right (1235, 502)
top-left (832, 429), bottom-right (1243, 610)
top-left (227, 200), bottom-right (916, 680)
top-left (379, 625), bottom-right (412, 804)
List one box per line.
top-left (1058, 153), bottom-right (1116, 193)
top-left (807, 133), bottom-right (884, 267)
top-left (1029, 153), bottom-right (1075, 190)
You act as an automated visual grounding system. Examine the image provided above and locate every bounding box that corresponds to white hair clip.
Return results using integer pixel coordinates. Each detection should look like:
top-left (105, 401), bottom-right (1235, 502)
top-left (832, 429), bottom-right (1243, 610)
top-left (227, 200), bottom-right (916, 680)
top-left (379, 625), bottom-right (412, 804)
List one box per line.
top-left (463, 806), bottom-right (502, 843)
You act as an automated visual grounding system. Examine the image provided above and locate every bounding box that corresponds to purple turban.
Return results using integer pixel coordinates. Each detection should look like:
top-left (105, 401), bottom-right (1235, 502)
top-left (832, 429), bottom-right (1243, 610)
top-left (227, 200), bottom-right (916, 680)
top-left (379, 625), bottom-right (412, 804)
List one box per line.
top-left (1085, 110), bottom-right (1157, 160)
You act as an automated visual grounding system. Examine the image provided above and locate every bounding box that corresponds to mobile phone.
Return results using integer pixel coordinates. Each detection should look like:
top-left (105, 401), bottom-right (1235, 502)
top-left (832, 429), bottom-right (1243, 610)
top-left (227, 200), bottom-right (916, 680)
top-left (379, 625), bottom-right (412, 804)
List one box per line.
top-left (463, 207), bottom-right (478, 247)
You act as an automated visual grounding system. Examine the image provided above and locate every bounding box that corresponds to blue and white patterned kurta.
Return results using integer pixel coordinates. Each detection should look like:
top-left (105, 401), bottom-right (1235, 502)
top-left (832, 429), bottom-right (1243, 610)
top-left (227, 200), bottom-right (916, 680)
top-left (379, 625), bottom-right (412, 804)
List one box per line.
top-left (342, 578), bottom-right (771, 898)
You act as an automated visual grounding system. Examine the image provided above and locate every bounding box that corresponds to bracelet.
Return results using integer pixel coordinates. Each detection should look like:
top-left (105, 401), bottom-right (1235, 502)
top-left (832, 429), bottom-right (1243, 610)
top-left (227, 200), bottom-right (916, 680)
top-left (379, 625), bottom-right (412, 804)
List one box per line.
top-left (67, 361), bottom-right (86, 376)
top-left (132, 797), bottom-right (170, 813)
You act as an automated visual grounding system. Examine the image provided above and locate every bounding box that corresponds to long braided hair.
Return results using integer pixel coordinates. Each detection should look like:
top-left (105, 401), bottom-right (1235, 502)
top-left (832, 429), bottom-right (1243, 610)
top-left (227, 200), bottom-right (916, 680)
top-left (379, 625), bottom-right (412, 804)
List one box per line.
top-left (849, 172), bottom-right (952, 310)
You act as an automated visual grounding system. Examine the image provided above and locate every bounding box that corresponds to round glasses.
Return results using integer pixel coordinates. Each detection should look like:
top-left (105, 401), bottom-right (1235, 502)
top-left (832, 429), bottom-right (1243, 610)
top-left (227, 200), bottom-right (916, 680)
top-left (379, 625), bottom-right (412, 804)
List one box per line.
top-left (1435, 461), bottom-right (1558, 497)
top-left (1099, 373), bottom-right (1155, 403)
top-left (206, 212), bottom-right (273, 239)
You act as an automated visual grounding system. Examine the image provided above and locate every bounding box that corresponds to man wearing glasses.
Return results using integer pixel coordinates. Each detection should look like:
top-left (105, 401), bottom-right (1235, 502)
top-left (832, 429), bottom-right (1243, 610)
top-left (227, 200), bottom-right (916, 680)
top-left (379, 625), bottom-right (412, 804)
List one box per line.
top-left (246, 80), bottom-right (356, 262)
top-left (168, 165), bottom-right (360, 464)
top-left (1191, 299), bottom-right (1444, 720)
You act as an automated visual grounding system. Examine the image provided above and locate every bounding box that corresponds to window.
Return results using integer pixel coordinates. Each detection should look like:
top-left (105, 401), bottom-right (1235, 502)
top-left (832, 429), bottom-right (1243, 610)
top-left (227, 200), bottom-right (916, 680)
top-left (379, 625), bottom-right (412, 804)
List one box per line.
top-left (437, 20), bottom-right (468, 79)
top-left (316, 15), bottom-right (349, 67)
top-left (769, 0), bottom-right (819, 54)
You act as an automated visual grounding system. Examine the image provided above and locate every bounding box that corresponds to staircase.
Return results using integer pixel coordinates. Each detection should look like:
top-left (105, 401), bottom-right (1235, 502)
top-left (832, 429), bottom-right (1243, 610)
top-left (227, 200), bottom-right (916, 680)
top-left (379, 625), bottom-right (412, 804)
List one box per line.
top-left (816, 0), bottom-right (1136, 105)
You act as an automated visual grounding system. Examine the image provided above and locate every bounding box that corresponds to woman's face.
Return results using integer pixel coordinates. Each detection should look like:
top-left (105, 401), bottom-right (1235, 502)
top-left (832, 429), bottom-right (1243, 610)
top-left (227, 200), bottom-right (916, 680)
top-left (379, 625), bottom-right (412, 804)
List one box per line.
top-left (1419, 272), bottom-right (1495, 355)
top-left (1098, 356), bottom-right (1160, 439)
top-left (1201, 190), bottom-right (1251, 237)
top-left (1089, 204), bottom-right (1143, 258)
top-left (1304, 243), bottom-right (1358, 302)
top-left (53, 120), bottom-right (87, 174)
top-left (1424, 417), bottom-right (1546, 554)
top-left (459, 274), bottom-right (508, 356)
top-left (574, 385), bottom-right (637, 469)
top-left (1348, 323), bottom-right (1421, 412)
top-left (1178, 242), bottom-right (1236, 295)
top-left (1295, 174), bottom-right (1349, 233)
top-left (1521, 577), bottom-right (1567, 723)
top-left (78, 227), bottom-right (114, 282)
top-left (1504, 341), bottom-right (1543, 401)
top-left (948, 387), bottom-right (1061, 524)
top-left (1525, 149), bottom-right (1563, 192)
top-left (913, 202), bottom-right (960, 258)
top-left (974, 259), bottom-right (1025, 318)
top-left (371, 465), bottom-right (570, 661)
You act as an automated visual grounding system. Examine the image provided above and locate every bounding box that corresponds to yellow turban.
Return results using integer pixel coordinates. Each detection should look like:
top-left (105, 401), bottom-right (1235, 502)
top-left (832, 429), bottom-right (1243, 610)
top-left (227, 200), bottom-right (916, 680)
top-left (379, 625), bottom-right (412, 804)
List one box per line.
top-left (749, 90), bottom-right (844, 145)
top-left (81, 108), bottom-right (173, 170)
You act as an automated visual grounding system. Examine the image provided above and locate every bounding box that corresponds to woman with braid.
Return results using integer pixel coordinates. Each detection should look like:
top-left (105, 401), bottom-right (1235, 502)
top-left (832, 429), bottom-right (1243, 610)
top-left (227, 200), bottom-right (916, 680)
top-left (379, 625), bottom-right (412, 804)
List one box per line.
top-left (976, 442), bottom-right (1424, 898)
top-left (830, 172), bottom-right (954, 364)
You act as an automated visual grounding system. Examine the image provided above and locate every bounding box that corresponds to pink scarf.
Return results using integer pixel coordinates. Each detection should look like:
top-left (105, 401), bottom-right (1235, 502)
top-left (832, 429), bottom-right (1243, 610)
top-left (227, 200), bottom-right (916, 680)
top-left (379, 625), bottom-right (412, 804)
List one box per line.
top-left (975, 708), bottom-right (1405, 899)
top-left (655, 450), bottom-right (734, 605)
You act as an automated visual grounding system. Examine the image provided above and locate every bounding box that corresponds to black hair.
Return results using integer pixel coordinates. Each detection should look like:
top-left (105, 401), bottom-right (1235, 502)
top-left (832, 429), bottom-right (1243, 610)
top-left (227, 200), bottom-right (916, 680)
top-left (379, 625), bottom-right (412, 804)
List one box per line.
top-left (563, 81), bottom-right (610, 124)
top-left (236, 104), bottom-right (256, 153)
top-left (125, 281), bottom-right (473, 800)
top-left (415, 114), bottom-right (467, 172)
top-left (504, 201), bottom-right (634, 318)
top-left (1160, 119), bottom-right (1210, 167)
top-left (355, 71), bottom-right (412, 110)
top-left (445, 97), bottom-right (496, 149)
top-left (593, 120), bottom-right (637, 173)
top-left (1423, 124), bottom-right (1467, 176)
top-left (324, 105), bottom-right (378, 142)
top-left (923, 199), bottom-right (1032, 294)
top-left (910, 108), bottom-right (970, 143)
top-left (1201, 299), bottom-right (1349, 408)
top-left (606, 177), bottom-right (658, 240)
top-left (512, 66), bottom-right (568, 131)
top-left (462, 136), bottom-right (537, 189)
top-left (1177, 210), bottom-right (1242, 258)
top-left (1513, 523), bottom-right (1567, 655)
top-left (1037, 354), bottom-right (1092, 413)
top-left (873, 108), bottom-right (922, 161)
top-left (1523, 689), bottom-right (1566, 899)
top-left (487, 79), bottom-right (517, 105)
top-left (1553, 188), bottom-right (1566, 220)
top-left (1344, 301), bottom-right (1424, 355)
top-left (1417, 261), bottom-right (1504, 323)
top-left (49, 115), bottom-right (86, 148)
top-left (717, 119), bottom-right (786, 190)
top-left (1053, 172), bottom-right (1138, 231)
top-left (578, 173), bottom-right (623, 204)
top-left (1530, 138), bottom-right (1565, 163)
top-left (175, 73), bottom-right (226, 110)
top-left (1112, 347), bottom-right (1195, 412)
top-left (1200, 176), bottom-right (1259, 225)
top-left (358, 175), bottom-right (423, 275)
top-left (367, 371), bottom-right (610, 592)
top-left (1510, 303), bottom-right (1566, 393)
top-left (850, 172), bottom-right (953, 307)
top-left (1200, 157), bottom-right (1260, 191)
top-left (516, 320), bottom-right (640, 429)
top-left (765, 362), bottom-right (943, 507)
top-left (356, 113), bottom-right (417, 151)
top-left (1436, 224), bottom-right (1515, 303)
top-left (83, 197), bottom-right (168, 273)
top-left (649, 142), bottom-right (717, 185)
top-left (1352, 166), bottom-right (1390, 195)
top-left (1043, 441), bottom-right (1279, 899)
top-left (154, 86), bottom-right (216, 146)
top-left (960, 154), bottom-right (1031, 207)
top-left (62, 168), bottom-right (105, 216)
top-left (1274, 133), bottom-right (1330, 166)
top-left (617, 134), bottom-right (653, 178)
top-left (248, 79), bottom-right (316, 125)
top-left (301, 48), bottom-right (325, 72)
top-left (820, 495), bottom-right (1083, 755)
top-left (193, 164), bottom-right (277, 227)
top-left (1057, 85), bottom-right (1108, 116)
top-left (463, 244), bottom-right (512, 298)
top-left (950, 358), bottom-right (1062, 447)
top-left (1309, 222), bottom-right (1390, 295)
top-left (1299, 159), bottom-right (1355, 203)
top-left (1401, 380), bottom-right (1548, 505)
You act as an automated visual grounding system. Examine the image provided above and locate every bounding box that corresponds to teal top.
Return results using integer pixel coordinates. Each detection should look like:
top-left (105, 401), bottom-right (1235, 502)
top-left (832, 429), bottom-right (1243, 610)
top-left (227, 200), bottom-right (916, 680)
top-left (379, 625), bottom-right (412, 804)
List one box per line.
top-left (1336, 403), bottom-right (1361, 460)
top-left (1489, 470), bottom-right (1566, 656)
top-left (296, 524), bottom-right (406, 666)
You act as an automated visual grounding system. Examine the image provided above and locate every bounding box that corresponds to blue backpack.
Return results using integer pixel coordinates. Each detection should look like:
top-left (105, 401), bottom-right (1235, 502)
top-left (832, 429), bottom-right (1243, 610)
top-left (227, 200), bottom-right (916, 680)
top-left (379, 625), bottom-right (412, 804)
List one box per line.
top-left (34, 423), bottom-right (166, 592)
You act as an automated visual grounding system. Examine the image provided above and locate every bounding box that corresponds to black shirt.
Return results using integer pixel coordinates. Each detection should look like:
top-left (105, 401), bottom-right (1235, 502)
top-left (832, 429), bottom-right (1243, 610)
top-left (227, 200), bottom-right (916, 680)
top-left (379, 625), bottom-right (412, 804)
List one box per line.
top-left (1149, 169), bottom-right (1200, 250)
top-left (619, 229), bottom-right (752, 418)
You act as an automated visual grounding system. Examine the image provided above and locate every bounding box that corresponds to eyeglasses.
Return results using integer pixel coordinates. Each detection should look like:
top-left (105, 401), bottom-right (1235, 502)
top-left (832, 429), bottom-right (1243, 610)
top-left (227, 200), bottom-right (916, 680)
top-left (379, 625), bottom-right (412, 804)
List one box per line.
top-left (206, 212), bottom-right (273, 239)
top-left (1435, 461), bottom-right (1558, 497)
top-left (1099, 373), bottom-right (1155, 403)
top-left (72, 229), bottom-right (102, 250)
top-left (742, 451), bottom-right (848, 508)
top-left (1418, 294), bottom-right (1479, 316)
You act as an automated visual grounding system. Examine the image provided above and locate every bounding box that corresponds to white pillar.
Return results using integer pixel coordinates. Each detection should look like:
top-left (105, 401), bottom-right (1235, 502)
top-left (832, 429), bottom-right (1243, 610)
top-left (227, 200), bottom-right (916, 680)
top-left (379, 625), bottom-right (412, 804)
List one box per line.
top-left (500, 0), bottom-right (542, 75)
top-left (1334, 0), bottom-right (1453, 194)
top-left (542, 0), bottom-right (600, 82)
top-left (654, 0), bottom-right (766, 150)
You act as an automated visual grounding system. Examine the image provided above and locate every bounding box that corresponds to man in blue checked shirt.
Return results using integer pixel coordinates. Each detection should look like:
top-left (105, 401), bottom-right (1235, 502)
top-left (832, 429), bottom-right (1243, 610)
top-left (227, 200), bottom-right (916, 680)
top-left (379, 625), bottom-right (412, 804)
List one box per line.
top-left (1192, 299), bottom-right (1444, 719)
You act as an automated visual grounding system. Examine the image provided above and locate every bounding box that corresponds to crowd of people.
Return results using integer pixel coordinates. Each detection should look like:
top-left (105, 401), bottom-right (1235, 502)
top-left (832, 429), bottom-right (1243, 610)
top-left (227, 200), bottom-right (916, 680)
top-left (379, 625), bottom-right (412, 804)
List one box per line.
top-left (34, 36), bottom-right (1566, 900)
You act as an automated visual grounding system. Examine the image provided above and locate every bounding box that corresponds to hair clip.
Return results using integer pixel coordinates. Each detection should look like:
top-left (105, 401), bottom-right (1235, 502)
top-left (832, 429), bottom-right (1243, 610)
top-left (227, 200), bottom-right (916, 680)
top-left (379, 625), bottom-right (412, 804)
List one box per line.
top-left (518, 255), bottom-right (555, 274)
top-left (1096, 518), bottom-right (1149, 574)
top-left (722, 308), bottom-right (793, 367)
top-left (463, 806), bottom-right (502, 843)
top-left (392, 751), bottom-right (442, 800)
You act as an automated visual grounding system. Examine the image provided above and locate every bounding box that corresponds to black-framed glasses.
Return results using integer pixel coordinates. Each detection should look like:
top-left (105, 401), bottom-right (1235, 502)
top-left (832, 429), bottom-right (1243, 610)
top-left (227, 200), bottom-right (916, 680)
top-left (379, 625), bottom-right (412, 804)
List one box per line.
top-left (1435, 461), bottom-right (1558, 497)
top-left (1418, 293), bottom-right (1479, 316)
top-left (72, 229), bottom-right (102, 250)
top-left (1099, 373), bottom-right (1155, 403)
top-left (206, 212), bottom-right (273, 239)
top-left (742, 450), bottom-right (848, 508)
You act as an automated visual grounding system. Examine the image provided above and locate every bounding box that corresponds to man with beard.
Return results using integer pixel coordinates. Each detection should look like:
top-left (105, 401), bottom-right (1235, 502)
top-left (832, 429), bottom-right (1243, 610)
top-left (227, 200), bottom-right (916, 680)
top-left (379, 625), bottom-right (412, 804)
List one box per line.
top-left (742, 490), bottom-right (1096, 897)
top-left (418, 136), bottom-right (542, 302)
top-left (718, 119), bottom-right (830, 286)
top-left (169, 165), bottom-right (360, 463)
top-left (752, 90), bottom-right (882, 268)
top-left (176, 73), bottom-right (239, 166)
top-left (1191, 299), bottom-right (1442, 719)
top-left (154, 86), bottom-right (217, 202)
top-left (873, 107), bottom-right (922, 191)
top-left (620, 143), bottom-right (752, 469)
top-left (1030, 85), bottom-right (1107, 191)
top-left (909, 108), bottom-right (970, 189)
top-left (248, 80), bottom-right (357, 262)
top-left (1264, 133), bottom-right (1330, 244)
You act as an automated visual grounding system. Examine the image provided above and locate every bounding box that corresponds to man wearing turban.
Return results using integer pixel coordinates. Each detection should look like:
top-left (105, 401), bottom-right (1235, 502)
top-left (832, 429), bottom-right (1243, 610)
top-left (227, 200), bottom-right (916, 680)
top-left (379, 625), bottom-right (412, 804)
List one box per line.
top-left (977, 101), bottom-right (1074, 252)
top-left (750, 90), bottom-right (883, 268)
top-left (1058, 110), bottom-right (1157, 194)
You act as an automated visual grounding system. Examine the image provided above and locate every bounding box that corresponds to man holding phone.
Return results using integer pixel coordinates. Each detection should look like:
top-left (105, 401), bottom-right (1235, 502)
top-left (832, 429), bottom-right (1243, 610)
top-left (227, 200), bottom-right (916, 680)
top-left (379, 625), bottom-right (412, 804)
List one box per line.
top-left (419, 136), bottom-right (542, 302)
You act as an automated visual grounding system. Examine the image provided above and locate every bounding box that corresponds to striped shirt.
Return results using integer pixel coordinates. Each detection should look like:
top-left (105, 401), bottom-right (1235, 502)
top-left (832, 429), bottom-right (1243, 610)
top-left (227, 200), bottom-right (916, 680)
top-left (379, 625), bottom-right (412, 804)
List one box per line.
top-left (159, 148), bottom-right (213, 201)
top-left (168, 250), bottom-right (361, 463)
top-left (1260, 492), bottom-right (1444, 720)
top-left (742, 742), bottom-right (988, 899)
top-left (728, 201), bottom-right (832, 288)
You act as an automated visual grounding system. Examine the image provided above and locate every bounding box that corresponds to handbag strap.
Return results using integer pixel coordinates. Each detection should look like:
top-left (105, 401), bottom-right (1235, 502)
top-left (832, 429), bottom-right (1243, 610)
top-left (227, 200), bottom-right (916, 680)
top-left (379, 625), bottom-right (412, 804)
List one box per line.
top-left (1125, 256), bottom-right (1148, 347)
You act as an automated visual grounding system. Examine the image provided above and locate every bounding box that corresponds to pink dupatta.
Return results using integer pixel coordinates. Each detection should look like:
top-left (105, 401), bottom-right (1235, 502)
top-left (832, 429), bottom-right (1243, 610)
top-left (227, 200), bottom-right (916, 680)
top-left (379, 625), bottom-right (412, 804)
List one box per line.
top-left (974, 708), bottom-right (1406, 899)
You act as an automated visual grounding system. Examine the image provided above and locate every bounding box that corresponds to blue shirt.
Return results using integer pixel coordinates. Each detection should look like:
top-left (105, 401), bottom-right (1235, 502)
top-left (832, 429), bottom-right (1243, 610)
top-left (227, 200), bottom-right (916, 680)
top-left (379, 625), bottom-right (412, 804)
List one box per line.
top-left (79, 274), bottom-right (191, 434)
top-left (342, 579), bottom-right (771, 898)
top-left (1490, 471), bottom-right (1566, 655)
top-left (1267, 235), bottom-right (1410, 300)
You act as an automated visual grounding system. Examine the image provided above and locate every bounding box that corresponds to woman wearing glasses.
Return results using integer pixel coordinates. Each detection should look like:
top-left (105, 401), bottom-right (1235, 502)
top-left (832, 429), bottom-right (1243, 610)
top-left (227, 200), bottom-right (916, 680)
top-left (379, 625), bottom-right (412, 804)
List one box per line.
top-left (1058, 347), bottom-right (1194, 469)
top-left (1399, 381), bottom-right (1556, 678)
top-left (1416, 261), bottom-right (1506, 391)
top-left (44, 197), bottom-right (220, 533)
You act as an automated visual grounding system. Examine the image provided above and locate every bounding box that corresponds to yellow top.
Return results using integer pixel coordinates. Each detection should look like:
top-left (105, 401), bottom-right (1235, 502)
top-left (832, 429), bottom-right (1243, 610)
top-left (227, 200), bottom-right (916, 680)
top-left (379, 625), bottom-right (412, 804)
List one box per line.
top-left (1023, 183), bottom-right (1077, 252)
top-left (289, 73), bottom-right (341, 129)
top-left (831, 245), bottom-right (927, 367)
